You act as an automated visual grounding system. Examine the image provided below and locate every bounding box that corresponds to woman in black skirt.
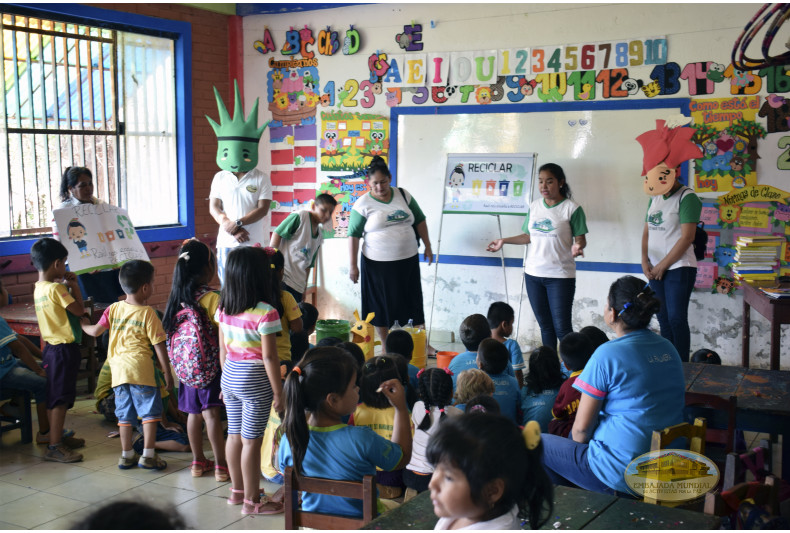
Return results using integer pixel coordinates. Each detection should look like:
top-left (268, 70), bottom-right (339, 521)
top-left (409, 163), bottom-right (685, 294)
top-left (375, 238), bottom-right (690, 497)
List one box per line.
top-left (347, 156), bottom-right (433, 345)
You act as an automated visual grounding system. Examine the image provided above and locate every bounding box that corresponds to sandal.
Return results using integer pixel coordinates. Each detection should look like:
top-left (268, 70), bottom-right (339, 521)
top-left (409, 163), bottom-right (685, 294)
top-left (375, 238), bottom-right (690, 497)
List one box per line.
top-left (215, 464), bottom-right (230, 482)
top-left (228, 487), bottom-right (266, 506)
top-left (191, 458), bottom-right (214, 477)
top-left (241, 498), bottom-right (284, 516)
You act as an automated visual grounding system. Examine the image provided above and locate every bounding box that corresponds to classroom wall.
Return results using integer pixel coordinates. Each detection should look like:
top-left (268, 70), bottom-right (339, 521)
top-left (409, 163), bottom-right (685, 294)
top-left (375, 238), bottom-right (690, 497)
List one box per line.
top-left (2, 3), bottom-right (231, 309)
top-left (239, 3), bottom-right (786, 368)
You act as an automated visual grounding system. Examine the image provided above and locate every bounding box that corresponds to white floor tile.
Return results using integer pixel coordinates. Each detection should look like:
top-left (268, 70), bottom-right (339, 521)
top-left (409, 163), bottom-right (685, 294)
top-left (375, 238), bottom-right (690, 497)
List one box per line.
top-left (0, 491), bottom-right (89, 528)
top-left (45, 469), bottom-right (146, 503)
top-left (0, 460), bottom-right (93, 491)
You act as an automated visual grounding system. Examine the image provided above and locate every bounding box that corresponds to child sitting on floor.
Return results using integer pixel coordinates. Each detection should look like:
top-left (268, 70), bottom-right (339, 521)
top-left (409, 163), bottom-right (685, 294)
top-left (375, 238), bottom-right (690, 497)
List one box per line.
top-left (349, 355), bottom-right (411, 498)
top-left (448, 314), bottom-right (491, 387)
top-left (31, 238), bottom-right (88, 462)
top-left (279, 347), bottom-right (412, 518)
top-left (453, 369), bottom-right (495, 411)
top-left (520, 346), bottom-right (564, 431)
top-left (548, 332), bottom-right (594, 438)
top-left (488, 302), bottom-right (525, 386)
top-left (83, 260), bottom-right (174, 470)
top-left (477, 339), bottom-right (521, 424)
top-left (404, 367), bottom-right (461, 501)
top-left (384, 328), bottom-right (420, 390)
top-left (427, 415), bottom-right (553, 529)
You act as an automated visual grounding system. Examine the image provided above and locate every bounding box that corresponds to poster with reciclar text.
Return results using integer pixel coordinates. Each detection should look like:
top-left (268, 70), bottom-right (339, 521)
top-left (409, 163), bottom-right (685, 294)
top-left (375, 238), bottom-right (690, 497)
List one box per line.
top-left (53, 204), bottom-right (150, 275)
top-left (442, 153), bottom-right (537, 215)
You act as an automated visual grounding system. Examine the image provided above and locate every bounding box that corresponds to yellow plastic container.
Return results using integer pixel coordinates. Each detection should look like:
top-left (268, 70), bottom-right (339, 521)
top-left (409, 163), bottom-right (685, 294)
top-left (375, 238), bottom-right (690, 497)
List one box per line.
top-left (404, 327), bottom-right (427, 369)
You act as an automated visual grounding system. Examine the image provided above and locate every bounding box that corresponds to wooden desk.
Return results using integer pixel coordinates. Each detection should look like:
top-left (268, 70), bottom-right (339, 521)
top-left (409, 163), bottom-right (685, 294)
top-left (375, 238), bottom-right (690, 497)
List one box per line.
top-left (685, 362), bottom-right (790, 479)
top-left (361, 485), bottom-right (719, 530)
top-left (0, 301), bottom-right (43, 347)
top-left (741, 282), bottom-right (790, 370)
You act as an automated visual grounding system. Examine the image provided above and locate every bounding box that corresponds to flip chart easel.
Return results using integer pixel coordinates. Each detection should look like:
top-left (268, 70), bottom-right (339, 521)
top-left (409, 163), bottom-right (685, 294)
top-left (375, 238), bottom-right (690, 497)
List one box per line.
top-left (428, 153), bottom-right (537, 345)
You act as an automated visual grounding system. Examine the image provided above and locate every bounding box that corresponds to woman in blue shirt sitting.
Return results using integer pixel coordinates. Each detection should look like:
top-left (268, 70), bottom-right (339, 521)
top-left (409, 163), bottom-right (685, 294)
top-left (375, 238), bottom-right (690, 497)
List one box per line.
top-left (540, 275), bottom-right (685, 495)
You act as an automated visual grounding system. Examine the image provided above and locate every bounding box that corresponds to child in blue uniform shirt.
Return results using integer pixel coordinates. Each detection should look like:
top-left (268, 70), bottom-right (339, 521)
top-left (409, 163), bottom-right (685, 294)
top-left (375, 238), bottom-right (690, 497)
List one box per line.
top-left (487, 302), bottom-right (525, 386)
top-left (476, 339), bottom-right (520, 424)
top-left (384, 329), bottom-right (419, 390)
top-left (448, 314), bottom-right (492, 388)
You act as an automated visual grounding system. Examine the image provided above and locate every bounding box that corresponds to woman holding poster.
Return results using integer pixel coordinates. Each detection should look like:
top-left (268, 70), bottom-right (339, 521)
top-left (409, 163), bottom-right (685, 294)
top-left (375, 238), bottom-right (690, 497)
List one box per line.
top-left (487, 163), bottom-right (587, 349)
top-left (348, 156), bottom-right (433, 345)
top-left (53, 166), bottom-right (124, 304)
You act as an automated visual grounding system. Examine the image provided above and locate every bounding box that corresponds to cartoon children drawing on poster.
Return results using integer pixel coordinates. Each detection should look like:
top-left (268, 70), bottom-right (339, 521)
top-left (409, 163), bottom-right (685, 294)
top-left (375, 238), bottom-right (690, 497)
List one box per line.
top-left (67, 218), bottom-right (91, 258)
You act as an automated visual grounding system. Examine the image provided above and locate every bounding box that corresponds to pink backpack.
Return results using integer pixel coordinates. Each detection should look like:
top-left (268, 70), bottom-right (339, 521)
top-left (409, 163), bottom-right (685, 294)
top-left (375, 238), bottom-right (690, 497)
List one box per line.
top-left (167, 287), bottom-right (220, 388)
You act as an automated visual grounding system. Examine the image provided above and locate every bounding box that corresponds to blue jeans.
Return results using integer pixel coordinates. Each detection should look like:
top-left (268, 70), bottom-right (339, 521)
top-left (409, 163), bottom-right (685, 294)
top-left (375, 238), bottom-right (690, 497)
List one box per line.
top-left (524, 274), bottom-right (576, 349)
top-left (0, 360), bottom-right (46, 403)
top-left (650, 267), bottom-right (696, 362)
top-left (540, 433), bottom-right (615, 494)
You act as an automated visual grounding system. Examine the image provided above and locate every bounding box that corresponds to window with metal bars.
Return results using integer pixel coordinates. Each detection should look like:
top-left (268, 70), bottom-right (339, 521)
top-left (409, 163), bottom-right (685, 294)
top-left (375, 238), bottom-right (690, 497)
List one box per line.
top-left (0, 4), bottom-right (192, 256)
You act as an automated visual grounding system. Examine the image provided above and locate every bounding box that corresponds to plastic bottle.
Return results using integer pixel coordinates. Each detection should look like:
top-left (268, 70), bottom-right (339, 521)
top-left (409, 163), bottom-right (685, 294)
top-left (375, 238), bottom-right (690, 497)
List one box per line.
top-left (391, 320), bottom-right (402, 331)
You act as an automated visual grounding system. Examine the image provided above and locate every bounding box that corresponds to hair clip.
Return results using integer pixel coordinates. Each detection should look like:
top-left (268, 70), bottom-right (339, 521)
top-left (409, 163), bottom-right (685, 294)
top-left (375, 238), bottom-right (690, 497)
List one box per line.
top-left (443, 368), bottom-right (453, 377)
top-left (439, 408), bottom-right (445, 413)
top-left (416, 368), bottom-right (426, 379)
top-left (523, 420), bottom-right (541, 450)
top-left (469, 404), bottom-right (487, 413)
top-left (292, 366), bottom-right (302, 376)
top-left (263, 246), bottom-right (278, 256)
top-left (618, 302), bottom-right (632, 317)
top-left (178, 251), bottom-right (190, 262)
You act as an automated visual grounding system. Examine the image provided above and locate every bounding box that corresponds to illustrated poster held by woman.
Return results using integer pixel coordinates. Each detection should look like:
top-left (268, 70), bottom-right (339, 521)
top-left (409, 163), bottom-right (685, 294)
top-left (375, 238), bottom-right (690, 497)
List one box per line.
top-left (348, 156), bottom-right (433, 346)
top-left (487, 163), bottom-right (588, 349)
top-left (637, 117), bottom-right (703, 362)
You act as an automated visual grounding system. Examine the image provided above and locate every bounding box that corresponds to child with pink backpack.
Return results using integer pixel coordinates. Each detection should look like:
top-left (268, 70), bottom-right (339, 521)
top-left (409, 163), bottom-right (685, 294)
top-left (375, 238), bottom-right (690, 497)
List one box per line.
top-left (162, 239), bottom-right (227, 481)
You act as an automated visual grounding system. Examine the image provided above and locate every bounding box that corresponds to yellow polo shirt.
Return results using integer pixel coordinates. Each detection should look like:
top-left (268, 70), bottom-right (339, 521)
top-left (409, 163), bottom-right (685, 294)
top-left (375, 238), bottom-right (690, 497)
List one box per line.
top-left (33, 281), bottom-right (80, 345)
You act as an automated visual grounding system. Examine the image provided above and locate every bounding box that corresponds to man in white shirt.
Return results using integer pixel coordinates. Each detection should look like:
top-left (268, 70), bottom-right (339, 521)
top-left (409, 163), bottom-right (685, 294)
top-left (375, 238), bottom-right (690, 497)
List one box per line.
top-left (206, 80), bottom-right (271, 284)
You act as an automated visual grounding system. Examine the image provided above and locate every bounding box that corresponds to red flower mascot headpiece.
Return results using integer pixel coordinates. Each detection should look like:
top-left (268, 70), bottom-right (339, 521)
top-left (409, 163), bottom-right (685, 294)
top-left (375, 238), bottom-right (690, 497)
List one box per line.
top-left (636, 117), bottom-right (703, 196)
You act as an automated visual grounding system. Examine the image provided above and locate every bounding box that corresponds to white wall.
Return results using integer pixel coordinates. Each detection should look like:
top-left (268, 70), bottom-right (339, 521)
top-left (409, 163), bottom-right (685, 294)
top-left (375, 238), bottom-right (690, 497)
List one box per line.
top-left (244, 3), bottom-right (789, 368)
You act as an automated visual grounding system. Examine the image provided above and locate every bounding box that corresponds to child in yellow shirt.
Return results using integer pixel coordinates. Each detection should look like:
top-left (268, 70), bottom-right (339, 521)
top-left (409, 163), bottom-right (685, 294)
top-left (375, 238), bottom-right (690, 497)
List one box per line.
top-left (83, 260), bottom-right (174, 470)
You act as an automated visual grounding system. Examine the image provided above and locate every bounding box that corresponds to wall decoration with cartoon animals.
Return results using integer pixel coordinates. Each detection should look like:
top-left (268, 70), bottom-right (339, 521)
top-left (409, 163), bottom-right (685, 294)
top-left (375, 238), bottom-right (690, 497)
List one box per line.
top-left (52, 205), bottom-right (150, 275)
top-left (316, 177), bottom-right (371, 239)
top-left (320, 110), bottom-right (389, 171)
top-left (694, 185), bottom-right (790, 292)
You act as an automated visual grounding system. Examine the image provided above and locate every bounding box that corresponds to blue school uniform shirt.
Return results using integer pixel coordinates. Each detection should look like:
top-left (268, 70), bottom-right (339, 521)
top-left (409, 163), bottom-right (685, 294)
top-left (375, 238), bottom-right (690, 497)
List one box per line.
top-left (407, 363), bottom-right (420, 390)
top-left (0, 317), bottom-right (18, 380)
top-left (278, 424), bottom-right (402, 518)
top-left (449, 350), bottom-right (514, 388)
top-left (489, 372), bottom-right (521, 424)
top-left (504, 339), bottom-right (525, 374)
top-left (520, 386), bottom-right (560, 430)
top-left (573, 329), bottom-right (684, 493)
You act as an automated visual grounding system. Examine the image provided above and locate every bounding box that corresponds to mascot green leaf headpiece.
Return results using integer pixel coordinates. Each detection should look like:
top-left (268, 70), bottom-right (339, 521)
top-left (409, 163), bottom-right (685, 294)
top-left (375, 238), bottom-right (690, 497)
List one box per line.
top-left (206, 79), bottom-right (269, 173)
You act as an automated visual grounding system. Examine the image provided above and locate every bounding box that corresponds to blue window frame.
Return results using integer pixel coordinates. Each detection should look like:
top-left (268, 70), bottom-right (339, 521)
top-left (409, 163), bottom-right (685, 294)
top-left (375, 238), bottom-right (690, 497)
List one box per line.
top-left (1, 3), bottom-right (193, 257)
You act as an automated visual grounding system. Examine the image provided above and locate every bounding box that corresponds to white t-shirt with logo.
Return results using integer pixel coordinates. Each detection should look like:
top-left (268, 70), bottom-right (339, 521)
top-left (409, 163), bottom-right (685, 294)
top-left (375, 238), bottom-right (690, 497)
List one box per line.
top-left (209, 168), bottom-right (273, 249)
top-left (646, 186), bottom-right (701, 270)
top-left (522, 198), bottom-right (588, 278)
top-left (348, 188), bottom-right (425, 262)
top-left (274, 209), bottom-right (323, 293)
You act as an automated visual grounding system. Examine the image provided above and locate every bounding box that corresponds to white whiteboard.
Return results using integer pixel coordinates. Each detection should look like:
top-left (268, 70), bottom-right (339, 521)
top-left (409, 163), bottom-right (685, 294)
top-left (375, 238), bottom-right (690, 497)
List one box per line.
top-left (394, 103), bottom-right (687, 264)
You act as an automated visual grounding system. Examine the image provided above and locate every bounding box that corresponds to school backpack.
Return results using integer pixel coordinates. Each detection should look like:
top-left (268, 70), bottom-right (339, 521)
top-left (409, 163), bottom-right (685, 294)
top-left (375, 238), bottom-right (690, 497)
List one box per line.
top-left (680, 188), bottom-right (708, 261)
top-left (167, 287), bottom-right (220, 389)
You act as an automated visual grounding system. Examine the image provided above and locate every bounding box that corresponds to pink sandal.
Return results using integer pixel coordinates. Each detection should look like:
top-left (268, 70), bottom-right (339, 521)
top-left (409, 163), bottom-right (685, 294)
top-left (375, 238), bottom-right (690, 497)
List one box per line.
top-left (215, 464), bottom-right (229, 482)
top-left (227, 487), bottom-right (266, 506)
top-left (191, 458), bottom-right (214, 478)
top-left (241, 498), bottom-right (284, 516)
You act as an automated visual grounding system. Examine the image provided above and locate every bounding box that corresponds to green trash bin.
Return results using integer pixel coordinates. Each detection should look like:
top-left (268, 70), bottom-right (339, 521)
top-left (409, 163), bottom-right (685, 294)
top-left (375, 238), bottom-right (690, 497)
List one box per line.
top-left (315, 319), bottom-right (351, 343)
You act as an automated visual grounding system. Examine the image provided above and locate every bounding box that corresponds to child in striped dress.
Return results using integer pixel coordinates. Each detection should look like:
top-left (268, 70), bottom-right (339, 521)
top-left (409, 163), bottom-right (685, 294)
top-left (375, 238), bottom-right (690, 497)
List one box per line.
top-left (216, 246), bottom-right (284, 516)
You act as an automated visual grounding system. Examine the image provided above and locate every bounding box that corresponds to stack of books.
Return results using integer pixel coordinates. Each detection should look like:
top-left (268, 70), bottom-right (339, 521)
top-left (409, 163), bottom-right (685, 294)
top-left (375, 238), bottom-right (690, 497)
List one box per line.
top-left (733, 235), bottom-right (784, 283)
top-left (760, 287), bottom-right (790, 299)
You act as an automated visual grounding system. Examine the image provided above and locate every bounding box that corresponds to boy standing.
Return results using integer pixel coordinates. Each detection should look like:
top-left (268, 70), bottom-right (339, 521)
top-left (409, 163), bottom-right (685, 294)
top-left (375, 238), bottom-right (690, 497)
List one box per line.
top-left (476, 338), bottom-right (521, 424)
top-left (548, 332), bottom-right (594, 438)
top-left (270, 193), bottom-right (337, 302)
top-left (487, 302), bottom-right (525, 386)
top-left (83, 260), bottom-right (173, 470)
top-left (31, 238), bottom-right (87, 462)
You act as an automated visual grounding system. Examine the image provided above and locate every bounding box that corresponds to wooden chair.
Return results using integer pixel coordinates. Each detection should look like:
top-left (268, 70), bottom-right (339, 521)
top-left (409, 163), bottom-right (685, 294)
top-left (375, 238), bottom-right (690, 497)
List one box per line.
top-left (283, 466), bottom-right (377, 530)
top-left (704, 476), bottom-right (780, 523)
top-left (724, 440), bottom-right (772, 491)
top-left (77, 297), bottom-right (98, 393)
top-left (645, 418), bottom-right (707, 506)
top-left (0, 389), bottom-right (33, 444)
top-left (684, 392), bottom-right (737, 455)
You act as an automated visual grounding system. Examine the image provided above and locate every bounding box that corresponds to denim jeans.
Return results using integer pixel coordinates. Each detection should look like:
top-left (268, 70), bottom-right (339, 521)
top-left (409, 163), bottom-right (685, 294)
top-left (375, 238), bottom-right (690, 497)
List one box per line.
top-left (541, 433), bottom-right (615, 494)
top-left (0, 360), bottom-right (46, 403)
top-left (524, 274), bottom-right (576, 349)
top-left (650, 267), bottom-right (696, 362)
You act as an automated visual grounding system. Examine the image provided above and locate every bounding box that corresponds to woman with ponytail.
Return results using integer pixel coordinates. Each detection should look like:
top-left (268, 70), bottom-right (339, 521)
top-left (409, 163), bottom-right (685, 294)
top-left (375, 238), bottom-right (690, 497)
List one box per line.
top-left (541, 275), bottom-right (685, 495)
top-left (278, 347), bottom-right (412, 518)
top-left (403, 367), bottom-right (461, 500)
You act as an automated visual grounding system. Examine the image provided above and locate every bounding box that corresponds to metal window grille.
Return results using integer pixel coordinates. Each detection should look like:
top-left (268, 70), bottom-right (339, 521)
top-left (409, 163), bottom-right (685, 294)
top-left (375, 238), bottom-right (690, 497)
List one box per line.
top-left (1, 12), bottom-right (178, 239)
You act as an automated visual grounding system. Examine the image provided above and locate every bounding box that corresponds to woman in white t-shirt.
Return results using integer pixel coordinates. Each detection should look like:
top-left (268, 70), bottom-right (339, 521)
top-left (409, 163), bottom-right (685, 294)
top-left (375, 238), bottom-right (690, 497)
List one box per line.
top-left (52, 166), bottom-right (124, 304)
top-left (487, 164), bottom-right (588, 349)
top-left (348, 156), bottom-right (433, 345)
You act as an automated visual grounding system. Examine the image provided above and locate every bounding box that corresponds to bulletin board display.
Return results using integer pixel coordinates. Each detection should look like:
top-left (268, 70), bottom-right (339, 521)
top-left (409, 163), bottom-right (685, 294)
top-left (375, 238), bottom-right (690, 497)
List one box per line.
top-left (394, 101), bottom-right (689, 263)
